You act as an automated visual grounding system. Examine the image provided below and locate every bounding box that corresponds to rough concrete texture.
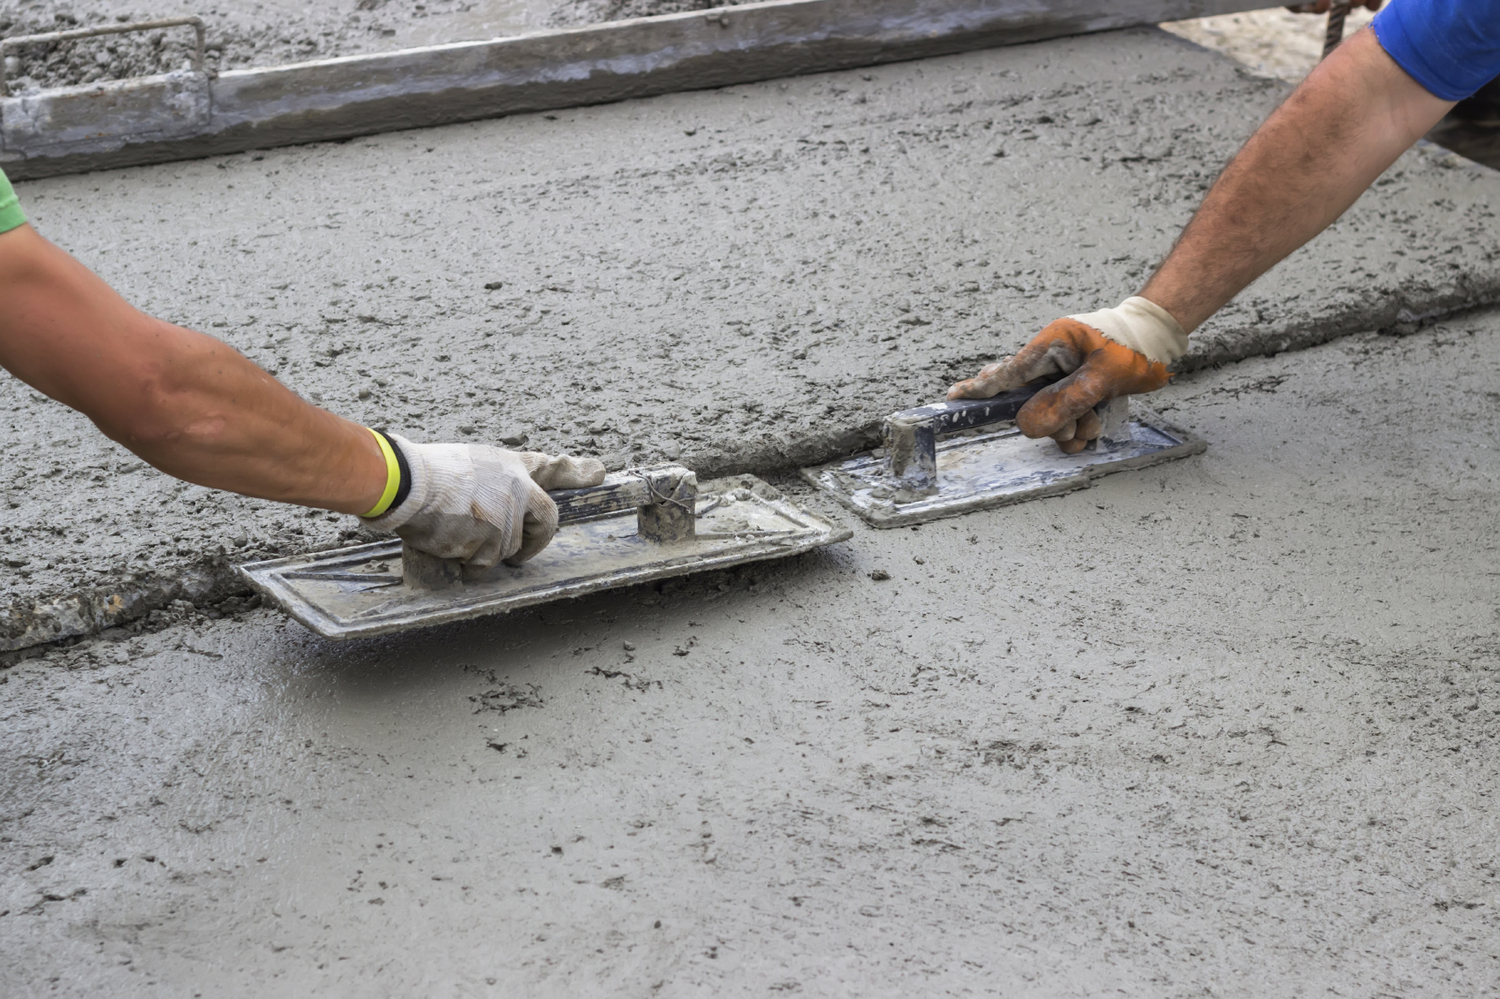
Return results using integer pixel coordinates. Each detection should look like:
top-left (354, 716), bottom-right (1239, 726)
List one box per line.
top-left (3, 1), bottom-right (1285, 184)
top-left (1160, 5), bottom-right (1378, 84)
top-left (5, 27), bottom-right (1500, 643)
top-left (0, 0), bottom-right (747, 93)
top-left (1161, 9), bottom-right (1500, 172)
top-left (0, 2), bottom-right (1366, 97)
top-left (4, 310), bottom-right (1500, 994)
top-left (554, 0), bottom-right (751, 24)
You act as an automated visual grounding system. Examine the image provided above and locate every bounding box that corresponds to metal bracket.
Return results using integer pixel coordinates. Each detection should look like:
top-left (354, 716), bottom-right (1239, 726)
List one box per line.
top-left (1, 17), bottom-right (207, 96)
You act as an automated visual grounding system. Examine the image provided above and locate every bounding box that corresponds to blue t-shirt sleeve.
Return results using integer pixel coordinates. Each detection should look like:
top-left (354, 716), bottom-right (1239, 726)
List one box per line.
top-left (1373, 0), bottom-right (1500, 101)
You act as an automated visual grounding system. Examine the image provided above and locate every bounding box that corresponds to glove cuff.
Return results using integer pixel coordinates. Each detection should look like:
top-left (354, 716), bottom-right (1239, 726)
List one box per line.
top-left (362, 433), bottom-right (429, 531)
top-left (1068, 296), bottom-right (1188, 364)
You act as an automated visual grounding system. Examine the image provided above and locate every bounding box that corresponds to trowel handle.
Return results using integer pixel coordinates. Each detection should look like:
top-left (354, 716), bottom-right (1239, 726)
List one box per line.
top-left (889, 385), bottom-right (1042, 436)
top-left (548, 464), bottom-right (697, 527)
top-left (883, 386), bottom-right (1130, 496)
top-left (890, 382), bottom-right (1128, 438)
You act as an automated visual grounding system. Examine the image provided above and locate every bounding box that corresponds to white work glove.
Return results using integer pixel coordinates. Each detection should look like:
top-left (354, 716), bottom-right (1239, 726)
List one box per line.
top-left (365, 435), bottom-right (606, 568)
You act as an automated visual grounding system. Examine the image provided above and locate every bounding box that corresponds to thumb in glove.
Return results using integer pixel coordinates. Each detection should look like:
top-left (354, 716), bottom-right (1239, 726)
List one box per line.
top-left (517, 451), bottom-right (608, 491)
top-left (510, 450), bottom-right (607, 562)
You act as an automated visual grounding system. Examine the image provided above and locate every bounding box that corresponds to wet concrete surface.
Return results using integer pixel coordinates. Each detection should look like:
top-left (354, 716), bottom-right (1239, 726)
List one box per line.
top-left (2, 0), bottom-right (744, 92)
top-left (1160, 6), bottom-right (1378, 85)
top-left (6, 27), bottom-right (1500, 624)
top-left (1159, 10), bottom-right (1500, 173)
top-left (4, 311), bottom-right (1500, 995)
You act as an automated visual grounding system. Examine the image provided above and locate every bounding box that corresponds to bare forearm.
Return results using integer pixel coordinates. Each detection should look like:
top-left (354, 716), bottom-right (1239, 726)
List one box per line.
top-left (0, 224), bottom-right (386, 514)
top-left (1141, 28), bottom-right (1452, 333)
top-left (95, 320), bottom-right (386, 514)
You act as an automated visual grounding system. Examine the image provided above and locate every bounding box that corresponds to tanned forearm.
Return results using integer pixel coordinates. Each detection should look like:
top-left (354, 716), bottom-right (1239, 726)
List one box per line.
top-left (0, 223), bottom-right (387, 515)
top-left (1140, 28), bottom-right (1453, 333)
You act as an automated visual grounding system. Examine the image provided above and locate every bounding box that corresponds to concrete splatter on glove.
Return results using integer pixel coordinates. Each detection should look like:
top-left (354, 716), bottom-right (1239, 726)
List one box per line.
top-left (947, 299), bottom-right (1182, 454)
top-left (364, 435), bottom-right (606, 568)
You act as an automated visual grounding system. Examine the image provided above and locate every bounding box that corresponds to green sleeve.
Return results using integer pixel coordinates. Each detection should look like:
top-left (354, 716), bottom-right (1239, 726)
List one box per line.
top-left (0, 169), bottom-right (26, 234)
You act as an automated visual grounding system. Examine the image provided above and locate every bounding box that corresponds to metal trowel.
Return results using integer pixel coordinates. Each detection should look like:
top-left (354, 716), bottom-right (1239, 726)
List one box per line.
top-left (239, 465), bottom-right (850, 640)
top-left (801, 387), bottom-right (1205, 528)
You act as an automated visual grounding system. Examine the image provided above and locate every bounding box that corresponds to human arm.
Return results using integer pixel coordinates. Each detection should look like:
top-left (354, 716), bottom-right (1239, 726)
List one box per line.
top-left (1138, 26), bottom-right (1450, 332)
top-left (0, 221), bottom-right (603, 564)
top-left (949, 27), bottom-right (1452, 447)
top-left (0, 221), bottom-right (391, 514)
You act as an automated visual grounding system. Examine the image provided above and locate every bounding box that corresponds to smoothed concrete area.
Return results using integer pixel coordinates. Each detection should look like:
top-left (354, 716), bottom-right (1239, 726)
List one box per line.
top-left (5, 27), bottom-right (1500, 641)
top-left (3, 311), bottom-right (1500, 995)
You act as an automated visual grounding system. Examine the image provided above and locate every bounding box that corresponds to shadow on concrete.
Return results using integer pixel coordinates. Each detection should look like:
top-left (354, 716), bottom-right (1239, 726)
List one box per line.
top-left (266, 540), bottom-right (855, 698)
top-left (1429, 118), bottom-right (1500, 171)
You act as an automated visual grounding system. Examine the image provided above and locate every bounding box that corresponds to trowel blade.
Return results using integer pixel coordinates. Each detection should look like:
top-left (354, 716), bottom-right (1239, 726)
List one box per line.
top-left (239, 475), bottom-right (850, 640)
top-left (800, 408), bottom-right (1205, 528)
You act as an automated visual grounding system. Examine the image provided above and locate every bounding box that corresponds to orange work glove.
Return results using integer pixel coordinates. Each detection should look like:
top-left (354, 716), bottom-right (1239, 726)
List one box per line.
top-left (947, 297), bottom-right (1186, 454)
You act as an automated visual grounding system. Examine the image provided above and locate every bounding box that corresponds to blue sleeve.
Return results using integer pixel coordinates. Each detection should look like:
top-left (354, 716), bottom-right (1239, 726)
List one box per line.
top-left (1372, 0), bottom-right (1500, 101)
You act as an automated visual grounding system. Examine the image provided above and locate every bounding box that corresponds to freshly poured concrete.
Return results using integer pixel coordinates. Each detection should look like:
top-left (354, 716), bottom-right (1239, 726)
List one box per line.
top-left (1, 0), bottom-right (554, 91)
top-left (2, 2), bottom-right (746, 92)
top-left (4, 312), bottom-right (1500, 995)
top-left (5, 27), bottom-right (1500, 642)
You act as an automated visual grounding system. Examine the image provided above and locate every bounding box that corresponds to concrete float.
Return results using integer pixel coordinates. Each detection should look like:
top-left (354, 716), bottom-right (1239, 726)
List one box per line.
top-left (0, 0), bottom-right (1270, 179)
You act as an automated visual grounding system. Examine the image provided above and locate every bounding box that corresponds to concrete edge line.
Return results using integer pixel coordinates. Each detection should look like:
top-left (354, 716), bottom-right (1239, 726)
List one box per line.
top-left (0, 563), bottom-right (242, 658)
top-left (6, 281), bottom-right (1497, 657)
top-left (0, 0), bottom-right (1268, 180)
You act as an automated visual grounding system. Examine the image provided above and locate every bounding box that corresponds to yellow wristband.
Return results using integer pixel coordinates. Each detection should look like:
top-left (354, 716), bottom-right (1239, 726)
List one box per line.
top-left (361, 428), bottom-right (402, 518)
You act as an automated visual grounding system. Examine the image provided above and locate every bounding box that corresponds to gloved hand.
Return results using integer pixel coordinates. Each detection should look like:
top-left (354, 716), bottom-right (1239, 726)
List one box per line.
top-left (947, 297), bottom-right (1185, 454)
top-left (365, 435), bottom-right (606, 567)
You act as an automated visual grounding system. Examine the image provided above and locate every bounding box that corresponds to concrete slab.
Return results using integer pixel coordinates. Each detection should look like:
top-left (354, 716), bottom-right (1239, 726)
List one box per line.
top-left (3, 308), bottom-right (1499, 994)
top-left (2, 0), bottom-right (1273, 179)
top-left (0, 0), bottom-right (554, 90)
top-left (5, 27), bottom-right (1500, 649)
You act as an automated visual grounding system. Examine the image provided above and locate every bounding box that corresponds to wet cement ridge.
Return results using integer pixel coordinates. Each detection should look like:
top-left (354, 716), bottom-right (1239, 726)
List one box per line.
top-left (1, 0), bottom-right (1270, 180)
top-left (0, 561), bottom-right (243, 656)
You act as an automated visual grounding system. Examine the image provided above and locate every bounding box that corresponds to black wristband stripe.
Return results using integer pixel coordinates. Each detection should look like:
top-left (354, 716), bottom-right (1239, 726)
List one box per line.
top-left (377, 430), bottom-right (412, 513)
